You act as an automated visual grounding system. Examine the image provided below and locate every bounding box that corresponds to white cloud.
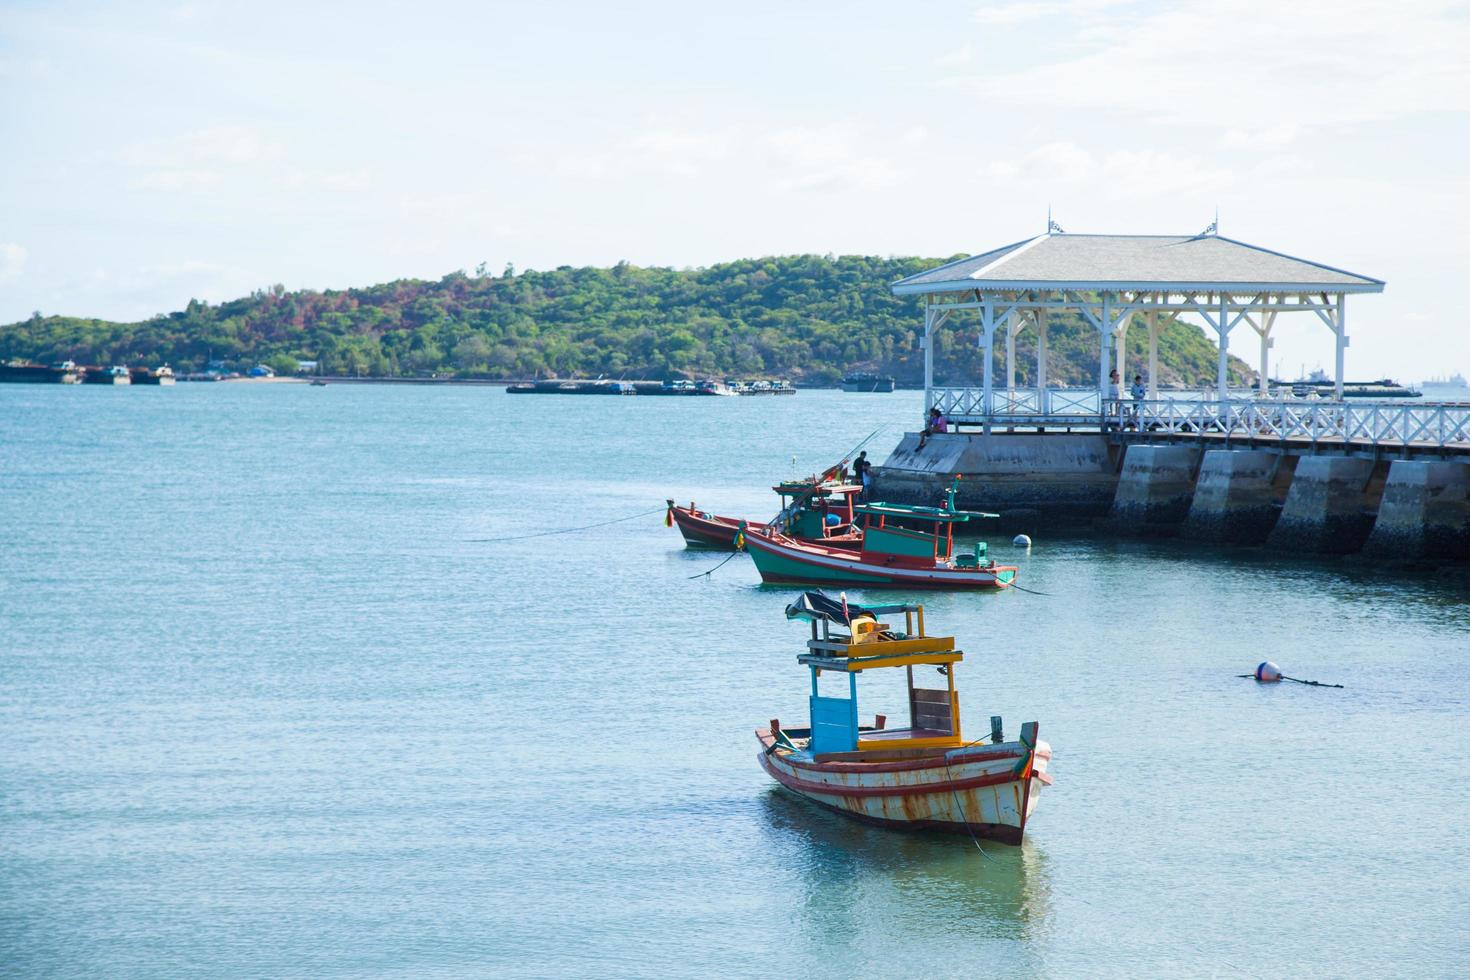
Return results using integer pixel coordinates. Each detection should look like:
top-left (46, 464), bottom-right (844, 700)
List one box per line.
top-left (0, 243), bottom-right (27, 282)
top-left (959, 0), bottom-right (1470, 126)
top-left (133, 169), bottom-right (223, 192)
top-left (933, 42), bottom-right (972, 67)
top-left (972, 0), bottom-right (1132, 26)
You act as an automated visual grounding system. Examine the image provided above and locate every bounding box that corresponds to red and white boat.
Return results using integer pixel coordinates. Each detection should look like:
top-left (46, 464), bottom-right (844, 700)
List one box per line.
top-left (757, 593), bottom-right (1050, 844)
top-left (665, 473), bottom-right (863, 551)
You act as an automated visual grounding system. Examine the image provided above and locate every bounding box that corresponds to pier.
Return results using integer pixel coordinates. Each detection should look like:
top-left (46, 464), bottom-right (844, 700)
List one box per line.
top-left (873, 228), bottom-right (1470, 559)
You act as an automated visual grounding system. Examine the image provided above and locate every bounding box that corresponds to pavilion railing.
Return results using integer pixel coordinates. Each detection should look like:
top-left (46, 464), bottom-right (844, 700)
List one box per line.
top-left (1109, 398), bottom-right (1470, 448)
top-left (929, 387), bottom-right (1470, 448)
top-left (931, 386), bottom-right (1100, 419)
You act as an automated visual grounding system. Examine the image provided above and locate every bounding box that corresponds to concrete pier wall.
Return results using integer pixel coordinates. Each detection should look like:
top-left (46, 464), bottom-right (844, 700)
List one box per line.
top-left (1362, 460), bottom-right (1470, 560)
top-left (1182, 450), bottom-right (1287, 544)
top-left (1108, 445), bottom-right (1201, 533)
top-left (874, 432), bottom-right (1119, 526)
top-left (1267, 456), bottom-right (1379, 554)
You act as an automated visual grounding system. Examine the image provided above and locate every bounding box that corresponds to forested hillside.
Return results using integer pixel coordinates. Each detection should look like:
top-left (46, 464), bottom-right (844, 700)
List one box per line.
top-left (1, 255), bottom-right (1251, 386)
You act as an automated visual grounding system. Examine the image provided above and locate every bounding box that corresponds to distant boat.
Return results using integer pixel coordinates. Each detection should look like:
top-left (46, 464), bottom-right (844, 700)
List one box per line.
top-left (1424, 372), bottom-right (1468, 390)
top-left (311, 379), bottom-right (328, 386)
top-left (1272, 373), bottom-right (1422, 399)
top-left (0, 360), bottom-right (79, 384)
top-left (131, 365), bottom-right (176, 385)
top-left (83, 365), bottom-right (132, 385)
top-left (841, 372), bottom-right (896, 393)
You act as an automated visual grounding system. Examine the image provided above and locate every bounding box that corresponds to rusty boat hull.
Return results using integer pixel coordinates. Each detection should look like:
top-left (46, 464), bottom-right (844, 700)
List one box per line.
top-left (756, 729), bottom-right (1051, 844)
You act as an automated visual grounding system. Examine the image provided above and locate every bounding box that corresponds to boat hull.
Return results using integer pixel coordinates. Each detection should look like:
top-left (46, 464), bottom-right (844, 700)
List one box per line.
top-left (669, 506), bottom-right (768, 549)
top-left (668, 505), bottom-right (861, 551)
top-left (757, 731), bottom-right (1050, 844)
top-left (743, 529), bottom-right (1016, 589)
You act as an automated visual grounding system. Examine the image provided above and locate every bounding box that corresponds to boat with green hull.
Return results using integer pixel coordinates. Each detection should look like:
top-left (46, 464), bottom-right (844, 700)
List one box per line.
top-left (742, 482), bottom-right (1017, 590)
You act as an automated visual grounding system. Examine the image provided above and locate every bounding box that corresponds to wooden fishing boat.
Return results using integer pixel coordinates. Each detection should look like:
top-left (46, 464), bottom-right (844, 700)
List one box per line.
top-left (666, 473), bottom-right (864, 551)
top-left (741, 483), bottom-right (1017, 589)
top-left (757, 592), bottom-right (1050, 844)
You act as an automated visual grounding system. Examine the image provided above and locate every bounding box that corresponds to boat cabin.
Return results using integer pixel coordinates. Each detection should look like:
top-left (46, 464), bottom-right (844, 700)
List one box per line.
top-left (852, 480), bottom-right (999, 566)
top-left (774, 479), bottom-right (863, 540)
top-left (782, 592), bottom-right (965, 757)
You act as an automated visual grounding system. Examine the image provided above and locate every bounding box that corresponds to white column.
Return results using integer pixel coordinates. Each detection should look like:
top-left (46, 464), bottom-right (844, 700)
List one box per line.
top-left (1115, 315), bottom-right (1129, 386)
top-left (923, 303), bottom-right (934, 413)
top-left (1146, 311), bottom-right (1160, 399)
top-left (1334, 295), bottom-right (1347, 401)
top-left (1098, 293), bottom-right (1112, 415)
top-left (1257, 312), bottom-right (1274, 396)
top-left (1005, 310), bottom-right (1017, 393)
top-left (981, 303), bottom-right (996, 418)
top-left (1037, 308), bottom-right (1049, 413)
top-left (1216, 294), bottom-right (1230, 401)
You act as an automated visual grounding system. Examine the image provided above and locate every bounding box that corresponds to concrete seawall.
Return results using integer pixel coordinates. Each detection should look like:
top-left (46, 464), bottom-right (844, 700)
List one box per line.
top-left (1266, 457), bottom-right (1381, 555)
top-left (1182, 450), bottom-right (1291, 544)
top-left (870, 430), bottom-right (1470, 560)
top-left (1362, 461), bottom-right (1470, 560)
top-left (1108, 446), bottom-right (1201, 534)
top-left (874, 432), bottom-right (1119, 526)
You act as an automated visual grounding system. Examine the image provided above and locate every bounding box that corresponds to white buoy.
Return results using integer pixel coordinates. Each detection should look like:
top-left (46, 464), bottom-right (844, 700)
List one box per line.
top-left (1013, 534), bottom-right (1032, 548)
top-left (1255, 661), bottom-right (1283, 682)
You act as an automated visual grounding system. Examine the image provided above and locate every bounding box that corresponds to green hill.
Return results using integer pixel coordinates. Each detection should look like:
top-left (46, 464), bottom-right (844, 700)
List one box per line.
top-left (1, 255), bottom-right (1252, 386)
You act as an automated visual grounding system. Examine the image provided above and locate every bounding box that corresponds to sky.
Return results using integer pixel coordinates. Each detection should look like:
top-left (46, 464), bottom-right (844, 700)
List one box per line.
top-left (2, 0), bottom-right (1468, 380)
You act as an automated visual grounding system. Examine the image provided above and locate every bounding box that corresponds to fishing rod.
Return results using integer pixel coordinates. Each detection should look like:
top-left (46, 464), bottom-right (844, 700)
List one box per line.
top-left (767, 424), bottom-right (888, 527)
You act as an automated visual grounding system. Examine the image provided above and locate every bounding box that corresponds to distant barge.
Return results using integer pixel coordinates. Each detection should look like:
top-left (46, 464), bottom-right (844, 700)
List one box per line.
top-left (507, 379), bottom-right (794, 396)
top-left (841, 372), bottom-right (896, 393)
top-left (0, 361), bottom-right (178, 385)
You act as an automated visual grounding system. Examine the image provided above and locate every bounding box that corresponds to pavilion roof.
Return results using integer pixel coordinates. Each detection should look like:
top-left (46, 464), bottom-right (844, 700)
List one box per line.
top-left (892, 233), bottom-right (1385, 296)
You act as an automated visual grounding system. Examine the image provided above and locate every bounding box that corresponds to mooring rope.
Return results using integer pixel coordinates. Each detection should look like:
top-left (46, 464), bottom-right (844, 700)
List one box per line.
top-left (1006, 582), bottom-right (1052, 597)
top-left (689, 549), bottom-right (744, 580)
top-left (468, 505), bottom-right (669, 543)
top-left (1235, 673), bottom-right (1344, 688)
top-left (941, 752), bottom-right (995, 861)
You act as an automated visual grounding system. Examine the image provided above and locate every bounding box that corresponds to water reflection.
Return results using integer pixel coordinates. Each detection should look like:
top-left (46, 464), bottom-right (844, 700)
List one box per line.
top-left (756, 788), bottom-right (1052, 953)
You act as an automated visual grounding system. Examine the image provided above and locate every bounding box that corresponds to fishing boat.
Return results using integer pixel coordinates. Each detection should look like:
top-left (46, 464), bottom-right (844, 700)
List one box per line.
top-left (741, 482), bottom-right (1017, 589)
top-left (666, 472), bottom-right (864, 550)
top-left (757, 592), bottom-right (1050, 844)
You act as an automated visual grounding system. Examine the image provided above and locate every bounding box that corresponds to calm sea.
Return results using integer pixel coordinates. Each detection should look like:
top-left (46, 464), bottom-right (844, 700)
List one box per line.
top-left (2, 384), bottom-right (1467, 978)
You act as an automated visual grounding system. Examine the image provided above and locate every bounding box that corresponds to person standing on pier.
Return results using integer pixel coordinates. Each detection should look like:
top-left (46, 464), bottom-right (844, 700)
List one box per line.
top-left (1130, 374), bottom-right (1145, 428)
top-left (853, 451), bottom-right (872, 500)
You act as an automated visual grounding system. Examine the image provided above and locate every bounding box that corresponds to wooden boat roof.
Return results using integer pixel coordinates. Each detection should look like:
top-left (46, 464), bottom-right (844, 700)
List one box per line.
top-left (799, 647), bottom-right (963, 672)
top-left (855, 500), bottom-right (974, 522)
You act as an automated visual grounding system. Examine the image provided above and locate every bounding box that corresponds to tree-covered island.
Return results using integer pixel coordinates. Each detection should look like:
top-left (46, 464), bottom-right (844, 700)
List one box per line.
top-left (1, 255), bottom-right (1252, 386)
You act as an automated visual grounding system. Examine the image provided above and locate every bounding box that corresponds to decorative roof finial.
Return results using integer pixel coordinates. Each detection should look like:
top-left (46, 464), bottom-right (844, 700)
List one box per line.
top-left (1047, 205), bottom-right (1065, 235)
top-left (1200, 206), bottom-right (1218, 237)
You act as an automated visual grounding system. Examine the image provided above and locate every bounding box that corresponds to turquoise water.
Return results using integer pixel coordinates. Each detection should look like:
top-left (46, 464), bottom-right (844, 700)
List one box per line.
top-left (2, 384), bottom-right (1467, 978)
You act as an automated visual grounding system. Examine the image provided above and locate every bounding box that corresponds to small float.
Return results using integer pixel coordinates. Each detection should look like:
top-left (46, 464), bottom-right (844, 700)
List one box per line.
top-left (741, 481), bottom-right (1017, 589)
top-left (757, 592), bottom-right (1050, 844)
top-left (666, 470), bottom-right (863, 551)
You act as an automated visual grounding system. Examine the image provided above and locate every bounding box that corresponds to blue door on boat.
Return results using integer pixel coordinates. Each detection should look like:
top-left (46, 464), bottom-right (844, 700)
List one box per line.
top-left (808, 669), bottom-right (859, 755)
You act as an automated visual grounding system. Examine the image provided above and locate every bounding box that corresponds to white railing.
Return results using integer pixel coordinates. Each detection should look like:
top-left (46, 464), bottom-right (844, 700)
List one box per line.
top-left (928, 387), bottom-right (1470, 448)
top-left (931, 386), bottom-right (1100, 419)
top-left (1112, 398), bottom-right (1470, 448)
